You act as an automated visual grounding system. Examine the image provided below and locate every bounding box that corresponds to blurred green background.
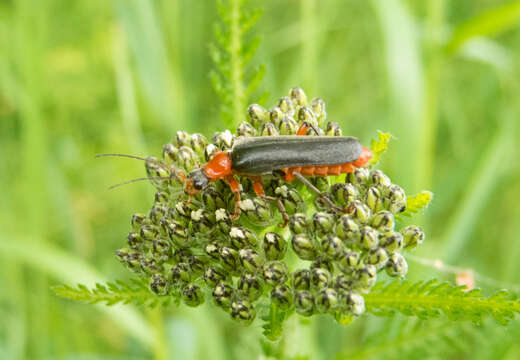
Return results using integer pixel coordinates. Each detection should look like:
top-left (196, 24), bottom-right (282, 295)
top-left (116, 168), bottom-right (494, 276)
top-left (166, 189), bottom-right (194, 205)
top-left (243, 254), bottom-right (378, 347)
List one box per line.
top-left (1, 0), bottom-right (520, 359)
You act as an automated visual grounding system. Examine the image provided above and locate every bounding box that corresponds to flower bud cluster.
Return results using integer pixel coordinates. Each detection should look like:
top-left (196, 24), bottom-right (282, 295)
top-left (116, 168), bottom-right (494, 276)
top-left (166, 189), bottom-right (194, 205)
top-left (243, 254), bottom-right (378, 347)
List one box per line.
top-left (116, 88), bottom-right (425, 326)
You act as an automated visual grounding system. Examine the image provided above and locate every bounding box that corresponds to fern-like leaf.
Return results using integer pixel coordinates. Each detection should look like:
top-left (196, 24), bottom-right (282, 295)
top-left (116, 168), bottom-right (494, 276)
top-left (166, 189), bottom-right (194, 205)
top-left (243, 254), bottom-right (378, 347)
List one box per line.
top-left (211, 0), bottom-right (265, 128)
top-left (53, 279), bottom-right (178, 308)
top-left (369, 131), bottom-right (391, 165)
top-left (365, 280), bottom-right (520, 325)
top-left (261, 302), bottom-right (293, 341)
top-left (401, 191), bottom-right (433, 217)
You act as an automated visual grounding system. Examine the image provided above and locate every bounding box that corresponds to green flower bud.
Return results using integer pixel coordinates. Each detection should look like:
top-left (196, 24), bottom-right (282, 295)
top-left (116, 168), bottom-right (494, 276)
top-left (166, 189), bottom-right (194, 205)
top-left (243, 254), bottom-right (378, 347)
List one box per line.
top-left (336, 249), bottom-right (361, 274)
top-left (230, 300), bottom-right (256, 325)
top-left (263, 261), bottom-right (289, 286)
top-left (370, 170), bottom-right (392, 190)
top-left (263, 232), bottom-right (287, 261)
top-left (365, 187), bottom-right (383, 213)
top-left (325, 121), bottom-right (342, 136)
top-left (346, 167), bottom-right (370, 188)
top-left (127, 232), bottom-right (142, 250)
top-left (174, 130), bottom-right (191, 148)
top-left (212, 130), bottom-right (235, 150)
top-left (385, 184), bottom-right (406, 203)
top-left (360, 226), bottom-right (380, 250)
top-left (297, 107), bottom-right (318, 129)
top-left (116, 248), bottom-right (141, 273)
top-left (190, 133), bottom-right (208, 156)
top-left (149, 273), bottom-right (169, 295)
top-left (140, 225), bottom-right (159, 241)
top-left (311, 268), bottom-right (332, 290)
top-left (204, 266), bottom-right (228, 287)
top-left (292, 269), bottom-right (311, 290)
top-left (205, 241), bottom-right (222, 260)
top-left (171, 262), bottom-right (191, 285)
top-left (371, 211), bottom-right (395, 232)
top-left (220, 246), bottom-right (240, 272)
top-left (237, 272), bottom-right (264, 301)
top-left (331, 183), bottom-right (359, 206)
top-left (339, 291), bottom-right (365, 316)
top-left (274, 185), bottom-right (304, 214)
top-left (237, 121), bottom-right (257, 137)
top-left (278, 96), bottom-right (295, 115)
top-left (401, 225), bottom-right (425, 249)
top-left (131, 213), bottom-right (148, 231)
top-left (312, 177), bottom-right (330, 193)
top-left (239, 248), bottom-right (264, 273)
top-left (349, 200), bottom-right (372, 224)
top-left (279, 116), bottom-right (298, 135)
top-left (189, 208), bottom-right (215, 234)
top-left (380, 231), bottom-right (404, 253)
top-left (311, 98), bottom-right (326, 125)
top-left (151, 239), bottom-right (172, 262)
top-left (201, 186), bottom-right (227, 212)
top-left (167, 221), bottom-right (191, 247)
top-left (271, 284), bottom-right (293, 310)
top-left (312, 212), bottom-right (335, 235)
top-left (291, 234), bottom-right (317, 260)
top-left (334, 274), bottom-right (353, 292)
top-left (386, 253), bottom-right (408, 277)
top-left (388, 199), bottom-right (407, 214)
top-left (353, 265), bottom-right (377, 293)
top-left (289, 213), bottom-right (309, 234)
top-left (294, 290), bottom-right (315, 317)
top-left (154, 192), bottom-right (169, 205)
top-left (335, 215), bottom-right (361, 244)
top-left (269, 107), bottom-right (284, 127)
top-left (215, 208), bottom-right (232, 234)
top-left (230, 226), bottom-right (258, 249)
top-left (140, 256), bottom-right (162, 275)
top-left (188, 255), bottom-right (208, 275)
top-left (177, 146), bottom-right (198, 172)
top-left (260, 122), bottom-right (279, 136)
top-left (162, 143), bottom-right (179, 165)
top-left (173, 248), bottom-right (192, 263)
top-left (320, 235), bottom-right (343, 259)
top-left (248, 104), bottom-right (269, 128)
top-left (213, 282), bottom-right (234, 309)
top-left (316, 288), bottom-right (339, 313)
top-left (289, 87), bottom-right (308, 106)
top-left (204, 143), bottom-right (219, 162)
top-left (182, 284), bottom-right (205, 307)
top-left (145, 157), bottom-right (170, 188)
top-left (366, 247), bottom-right (389, 270)
top-left (239, 197), bottom-right (272, 224)
top-left (171, 201), bottom-right (193, 226)
top-left (311, 257), bottom-right (334, 273)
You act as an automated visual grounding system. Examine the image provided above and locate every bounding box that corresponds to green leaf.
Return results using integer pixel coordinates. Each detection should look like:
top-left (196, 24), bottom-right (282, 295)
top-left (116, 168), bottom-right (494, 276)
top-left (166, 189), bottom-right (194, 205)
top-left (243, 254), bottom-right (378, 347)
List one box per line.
top-left (446, 1), bottom-right (520, 54)
top-left (53, 279), bottom-right (178, 308)
top-left (400, 191), bottom-right (433, 217)
top-left (369, 131), bottom-right (391, 165)
top-left (261, 302), bottom-right (292, 341)
top-left (365, 280), bottom-right (520, 325)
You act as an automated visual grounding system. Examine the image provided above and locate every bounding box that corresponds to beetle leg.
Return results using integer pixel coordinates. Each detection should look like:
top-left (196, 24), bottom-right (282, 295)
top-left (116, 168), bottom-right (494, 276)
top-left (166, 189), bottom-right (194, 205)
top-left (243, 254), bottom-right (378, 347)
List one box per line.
top-left (292, 172), bottom-right (345, 213)
top-left (250, 177), bottom-right (288, 227)
top-left (296, 122), bottom-right (321, 136)
top-left (224, 175), bottom-right (242, 219)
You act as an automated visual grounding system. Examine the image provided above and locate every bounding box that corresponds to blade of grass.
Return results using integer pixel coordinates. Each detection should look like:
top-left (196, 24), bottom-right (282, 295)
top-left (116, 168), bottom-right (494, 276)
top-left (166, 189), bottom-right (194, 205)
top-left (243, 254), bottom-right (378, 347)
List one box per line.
top-left (0, 236), bottom-right (158, 350)
top-left (446, 1), bottom-right (520, 54)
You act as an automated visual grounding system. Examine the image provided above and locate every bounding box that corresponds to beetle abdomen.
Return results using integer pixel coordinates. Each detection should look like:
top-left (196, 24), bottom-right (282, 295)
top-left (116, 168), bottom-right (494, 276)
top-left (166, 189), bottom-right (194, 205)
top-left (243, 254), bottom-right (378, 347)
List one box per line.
top-left (231, 136), bottom-right (362, 175)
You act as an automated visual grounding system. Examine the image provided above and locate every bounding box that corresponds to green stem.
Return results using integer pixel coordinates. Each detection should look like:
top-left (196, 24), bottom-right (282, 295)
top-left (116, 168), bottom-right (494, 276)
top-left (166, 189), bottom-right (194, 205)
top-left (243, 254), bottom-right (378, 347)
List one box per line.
top-left (230, 0), bottom-right (245, 126)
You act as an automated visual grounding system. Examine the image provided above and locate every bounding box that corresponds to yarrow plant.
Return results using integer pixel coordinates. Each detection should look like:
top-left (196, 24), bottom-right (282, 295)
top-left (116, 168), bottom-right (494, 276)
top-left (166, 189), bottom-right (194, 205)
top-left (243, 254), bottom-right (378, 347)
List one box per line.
top-left (55, 88), bottom-right (520, 341)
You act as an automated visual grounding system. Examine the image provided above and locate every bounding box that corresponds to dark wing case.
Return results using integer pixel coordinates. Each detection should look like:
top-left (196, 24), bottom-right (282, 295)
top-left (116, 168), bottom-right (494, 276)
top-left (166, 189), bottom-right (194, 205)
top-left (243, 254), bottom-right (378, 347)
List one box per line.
top-left (231, 136), bottom-right (362, 175)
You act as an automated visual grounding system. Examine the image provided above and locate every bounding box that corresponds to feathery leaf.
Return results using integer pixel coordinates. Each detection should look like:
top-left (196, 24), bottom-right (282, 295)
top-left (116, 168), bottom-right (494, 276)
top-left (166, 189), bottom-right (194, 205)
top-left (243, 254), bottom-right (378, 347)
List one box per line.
top-left (369, 131), bottom-right (391, 165)
top-left (401, 191), bottom-right (433, 217)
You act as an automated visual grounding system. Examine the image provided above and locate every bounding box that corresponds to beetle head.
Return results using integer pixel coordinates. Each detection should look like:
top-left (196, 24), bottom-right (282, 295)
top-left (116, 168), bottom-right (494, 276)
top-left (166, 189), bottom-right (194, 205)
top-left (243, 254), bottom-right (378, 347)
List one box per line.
top-left (185, 168), bottom-right (210, 194)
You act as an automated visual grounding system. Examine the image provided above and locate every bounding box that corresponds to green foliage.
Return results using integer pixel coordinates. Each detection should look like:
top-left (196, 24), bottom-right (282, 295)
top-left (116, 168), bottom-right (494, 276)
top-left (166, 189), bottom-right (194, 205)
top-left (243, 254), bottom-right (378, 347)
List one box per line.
top-left (261, 302), bottom-right (293, 341)
top-left (400, 191), bottom-right (433, 217)
top-left (365, 280), bottom-right (520, 325)
top-left (210, 0), bottom-right (266, 127)
top-left (369, 131), bottom-right (391, 165)
top-left (53, 279), bottom-right (178, 308)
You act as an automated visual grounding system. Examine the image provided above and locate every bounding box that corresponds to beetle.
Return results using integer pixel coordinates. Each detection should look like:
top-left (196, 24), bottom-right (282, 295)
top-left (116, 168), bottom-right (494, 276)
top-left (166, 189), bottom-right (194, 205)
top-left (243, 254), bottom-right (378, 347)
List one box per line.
top-left (99, 123), bottom-right (372, 225)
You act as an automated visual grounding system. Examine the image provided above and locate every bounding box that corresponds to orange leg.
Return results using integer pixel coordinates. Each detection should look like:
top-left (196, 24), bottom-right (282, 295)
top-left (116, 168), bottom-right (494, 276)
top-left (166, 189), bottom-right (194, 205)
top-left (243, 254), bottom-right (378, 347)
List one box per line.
top-left (296, 122), bottom-right (320, 136)
top-left (224, 175), bottom-right (241, 219)
top-left (251, 176), bottom-right (289, 227)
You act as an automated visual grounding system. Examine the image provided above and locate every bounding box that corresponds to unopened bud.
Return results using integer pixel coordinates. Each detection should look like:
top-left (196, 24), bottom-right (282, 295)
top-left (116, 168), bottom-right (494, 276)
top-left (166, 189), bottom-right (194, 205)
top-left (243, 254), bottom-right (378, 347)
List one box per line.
top-left (294, 290), bottom-right (315, 316)
top-left (237, 121), bottom-right (257, 137)
top-left (149, 274), bottom-right (169, 295)
top-left (292, 269), bottom-right (311, 290)
top-left (289, 87), bottom-right (308, 106)
top-left (263, 261), bottom-right (289, 286)
top-left (238, 273), bottom-right (264, 301)
top-left (316, 288), bottom-right (339, 313)
top-left (271, 284), bottom-right (293, 310)
top-left (289, 213), bottom-right (309, 234)
top-left (263, 232), bottom-right (287, 261)
top-left (230, 300), bottom-right (256, 325)
top-left (239, 248), bottom-right (264, 273)
top-left (371, 211), bottom-right (395, 232)
top-left (248, 104), bottom-right (269, 128)
top-left (291, 234), bottom-right (317, 260)
top-left (386, 253), bottom-right (408, 277)
top-left (182, 284), bottom-right (205, 307)
top-left (401, 225), bottom-right (425, 249)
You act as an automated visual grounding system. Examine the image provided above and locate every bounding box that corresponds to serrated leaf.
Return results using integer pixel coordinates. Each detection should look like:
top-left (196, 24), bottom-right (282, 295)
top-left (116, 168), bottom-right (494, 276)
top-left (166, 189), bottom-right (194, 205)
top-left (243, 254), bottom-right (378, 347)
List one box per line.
top-left (369, 131), bottom-right (391, 165)
top-left (365, 280), bottom-right (520, 325)
top-left (401, 191), bottom-right (433, 217)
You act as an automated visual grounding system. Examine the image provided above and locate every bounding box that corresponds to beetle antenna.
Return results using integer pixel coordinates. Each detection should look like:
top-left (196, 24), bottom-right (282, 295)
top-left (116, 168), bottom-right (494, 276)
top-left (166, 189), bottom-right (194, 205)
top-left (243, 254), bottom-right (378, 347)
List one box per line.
top-left (107, 176), bottom-right (175, 190)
